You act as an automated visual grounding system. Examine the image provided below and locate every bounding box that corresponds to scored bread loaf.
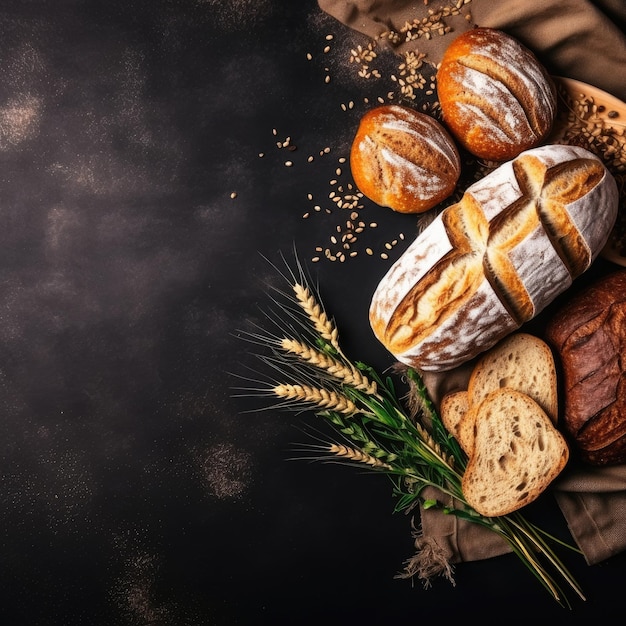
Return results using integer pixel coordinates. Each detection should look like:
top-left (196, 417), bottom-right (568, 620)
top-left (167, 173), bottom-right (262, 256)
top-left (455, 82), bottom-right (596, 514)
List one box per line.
top-left (545, 270), bottom-right (626, 465)
top-left (369, 144), bottom-right (619, 371)
top-left (350, 104), bottom-right (461, 213)
top-left (461, 389), bottom-right (569, 517)
top-left (437, 27), bottom-right (557, 161)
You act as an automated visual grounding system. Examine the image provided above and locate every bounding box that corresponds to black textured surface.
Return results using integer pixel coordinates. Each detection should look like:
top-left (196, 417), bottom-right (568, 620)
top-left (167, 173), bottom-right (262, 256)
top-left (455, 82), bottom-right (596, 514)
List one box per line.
top-left (0, 1), bottom-right (624, 624)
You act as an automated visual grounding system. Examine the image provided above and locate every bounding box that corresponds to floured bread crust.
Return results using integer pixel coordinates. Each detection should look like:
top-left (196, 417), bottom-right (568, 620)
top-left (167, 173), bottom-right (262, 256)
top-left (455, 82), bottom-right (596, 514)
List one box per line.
top-left (370, 145), bottom-right (619, 371)
top-left (437, 28), bottom-right (557, 161)
top-left (350, 104), bottom-right (461, 213)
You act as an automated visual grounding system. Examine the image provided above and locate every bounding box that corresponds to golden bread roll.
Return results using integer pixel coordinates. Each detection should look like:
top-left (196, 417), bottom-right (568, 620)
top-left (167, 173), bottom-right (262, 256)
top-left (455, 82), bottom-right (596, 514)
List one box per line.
top-left (437, 28), bottom-right (557, 161)
top-left (350, 104), bottom-right (461, 214)
top-left (369, 145), bottom-right (619, 371)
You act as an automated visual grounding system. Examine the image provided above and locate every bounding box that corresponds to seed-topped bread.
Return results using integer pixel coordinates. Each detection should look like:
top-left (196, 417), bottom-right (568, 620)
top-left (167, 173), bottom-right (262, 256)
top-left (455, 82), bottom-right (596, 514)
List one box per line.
top-left (461, 389), bottom-right (569, 517)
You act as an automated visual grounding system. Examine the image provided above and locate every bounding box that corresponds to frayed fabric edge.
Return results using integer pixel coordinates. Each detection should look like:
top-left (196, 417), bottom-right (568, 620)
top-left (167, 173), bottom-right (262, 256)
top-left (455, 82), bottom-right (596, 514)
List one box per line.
top-left (395, 518), bottom-right (456, 588)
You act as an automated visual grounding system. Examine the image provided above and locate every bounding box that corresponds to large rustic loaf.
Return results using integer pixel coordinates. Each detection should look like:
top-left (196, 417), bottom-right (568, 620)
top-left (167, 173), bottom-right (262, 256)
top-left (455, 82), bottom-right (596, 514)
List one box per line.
top-left (437, 27), bottom-right (557, 161)
top-left (350, 104), bottom-right (461, 213)
top-left (369, 145), bottom-right (619, 371)
top-left (545, 270), bottom-right (626, 466)
top-left (462, 389), bottom-right (569, 517)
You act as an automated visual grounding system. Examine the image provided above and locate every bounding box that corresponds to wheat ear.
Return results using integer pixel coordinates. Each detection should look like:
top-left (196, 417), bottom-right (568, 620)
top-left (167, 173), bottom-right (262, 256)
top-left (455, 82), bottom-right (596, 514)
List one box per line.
top-left (273, 384), bottom-right (357, 415)
top-left (292, 283), bottom-right (340, 351)
top-left (281, 339), bottom-right (377, 394)
top-left (328, 443), bottom-right (393, 470)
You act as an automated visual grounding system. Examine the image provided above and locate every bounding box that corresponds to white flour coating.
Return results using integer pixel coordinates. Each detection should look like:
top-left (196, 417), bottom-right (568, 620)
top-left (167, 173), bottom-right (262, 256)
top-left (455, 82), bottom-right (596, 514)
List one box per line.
top-left (396, 278), bottom-right (517, 371)
top-left (452, 66), bottom-right (527, 139)
top-left (380, 147), bottom-right (442, 200)
top-left (469, 35), bottom-right (556, 120)
top-left (378, 113), bottom-right (458, 169)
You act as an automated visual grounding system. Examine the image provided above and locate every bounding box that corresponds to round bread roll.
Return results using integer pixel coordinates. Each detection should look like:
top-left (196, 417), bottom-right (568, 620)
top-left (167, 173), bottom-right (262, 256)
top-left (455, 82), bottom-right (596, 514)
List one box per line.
top-left (437, 27), bottom-right (557, 162)
top-left (349, 105), bottom-right (461, 214)
top-left (545, 270), bottom-right (626, 466)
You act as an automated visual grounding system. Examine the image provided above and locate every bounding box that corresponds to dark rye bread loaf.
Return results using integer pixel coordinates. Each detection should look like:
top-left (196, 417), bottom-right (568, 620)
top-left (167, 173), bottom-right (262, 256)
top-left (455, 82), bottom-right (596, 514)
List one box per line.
top-left (437, 27), bottom-right (557, 162)
top-left (350, 105), bottom-right (461, 213)
top-left (545, 270), bottom-right (626, 466)
top-left (369, 145), bottom-right (619, 371)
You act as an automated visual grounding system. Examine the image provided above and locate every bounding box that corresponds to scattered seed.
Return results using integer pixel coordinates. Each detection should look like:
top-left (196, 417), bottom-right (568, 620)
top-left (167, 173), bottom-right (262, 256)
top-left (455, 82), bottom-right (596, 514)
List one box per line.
top-left (285, 161), bottom-right (293, 167)
top-left (230, 192), bottom-right (237, 199)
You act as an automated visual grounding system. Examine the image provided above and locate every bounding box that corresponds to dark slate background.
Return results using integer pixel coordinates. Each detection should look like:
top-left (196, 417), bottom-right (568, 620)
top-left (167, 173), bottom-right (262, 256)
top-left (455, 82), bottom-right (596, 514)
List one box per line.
top-left (0, 1), bottom-right (624, 623)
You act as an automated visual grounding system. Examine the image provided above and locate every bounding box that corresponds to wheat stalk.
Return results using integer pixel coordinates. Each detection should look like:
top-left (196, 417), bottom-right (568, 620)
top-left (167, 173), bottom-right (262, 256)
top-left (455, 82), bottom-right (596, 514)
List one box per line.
top-left (328, 443), bottom-right (393, 469)
top-left (281, 338), bottom-right (377, 394)
top-left (239, 252), bottom-right (586, 607)
top-left (292, 283), bottom-right (340, 350)
top-left (273, 383), bottom-right (357, 415)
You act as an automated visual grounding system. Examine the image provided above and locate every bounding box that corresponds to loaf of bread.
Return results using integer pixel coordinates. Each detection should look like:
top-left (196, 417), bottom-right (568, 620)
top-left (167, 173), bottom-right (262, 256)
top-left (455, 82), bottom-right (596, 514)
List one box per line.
top-left (437, 28), bottom-right (557, 161)
top-left (369, 144), bottom-right (619, 371)
top-left (545, 270), bottom-right (626, 466)
top-left (350, 104), bottom-right (461, 213)
top-left (462, 389), bottom-right (569, 517)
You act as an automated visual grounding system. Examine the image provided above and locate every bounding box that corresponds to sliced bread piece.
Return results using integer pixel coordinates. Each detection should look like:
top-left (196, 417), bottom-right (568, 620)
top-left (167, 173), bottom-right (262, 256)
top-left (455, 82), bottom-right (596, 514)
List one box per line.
top-left (467, 332), bottom-right (558, 425)
top-left (440, 390), bottom-right (470, 450)
top-left (462, 389), bottom-right (569, 517)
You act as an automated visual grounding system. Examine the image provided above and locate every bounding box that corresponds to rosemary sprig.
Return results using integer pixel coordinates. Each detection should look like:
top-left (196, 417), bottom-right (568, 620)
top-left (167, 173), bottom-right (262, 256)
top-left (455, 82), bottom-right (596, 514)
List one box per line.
top-left (236, 253), bottom-right (585, 607)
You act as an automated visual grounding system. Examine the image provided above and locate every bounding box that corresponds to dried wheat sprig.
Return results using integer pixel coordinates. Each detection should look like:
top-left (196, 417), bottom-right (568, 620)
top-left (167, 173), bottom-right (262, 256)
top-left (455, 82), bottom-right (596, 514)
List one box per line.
top-left (280, 338), bottom-right (377, 394)
top-left (328, 443), bottom-right (393, 470)
top-left (273, 383), bottom-right (357, 415)
top-left (292, 282), bottom-right (340, 350)
top-left (239, 251), bottom-right (585, 607)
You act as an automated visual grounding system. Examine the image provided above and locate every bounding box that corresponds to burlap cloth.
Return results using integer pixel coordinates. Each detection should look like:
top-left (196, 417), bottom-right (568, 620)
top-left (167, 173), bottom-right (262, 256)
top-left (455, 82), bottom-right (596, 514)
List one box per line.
top-left (318, 0), bottom-right (626, 566)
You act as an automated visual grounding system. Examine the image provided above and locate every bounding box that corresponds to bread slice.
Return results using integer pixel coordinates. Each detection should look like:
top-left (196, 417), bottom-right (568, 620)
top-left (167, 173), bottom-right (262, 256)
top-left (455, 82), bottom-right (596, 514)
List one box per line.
top-left (462, 389), bottom-right (569, 517)
top-left (440, 390), bottom-right (469, 444)
top-left (467, 332), bottom-right (558, 425)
